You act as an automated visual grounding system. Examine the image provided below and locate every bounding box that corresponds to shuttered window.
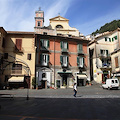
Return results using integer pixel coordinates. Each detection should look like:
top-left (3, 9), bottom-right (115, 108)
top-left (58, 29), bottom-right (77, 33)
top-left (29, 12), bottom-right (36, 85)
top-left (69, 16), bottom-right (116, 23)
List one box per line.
top-left (40, 54), bottom-right (49, 66)
top-left (16, 39), bottom-right (22, 50)
top-left (27, 54), bottom-right (31, 60)
top-left (77, 57), bottom-right (84, 67)
top-left (77, 44), bottom-right (83, 52)
top-left (60, 41), bottom-right (68, 49)
top-left (60, 55), bottom-right (68, 67)
top-left (115, 57), bottom-right (119, 68)
top-left (40, 39), bottom-right (49, 48)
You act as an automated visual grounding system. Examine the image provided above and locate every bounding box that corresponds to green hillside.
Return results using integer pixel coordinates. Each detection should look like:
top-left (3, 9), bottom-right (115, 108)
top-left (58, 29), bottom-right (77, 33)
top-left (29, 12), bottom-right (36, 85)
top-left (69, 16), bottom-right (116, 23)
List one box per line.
top-left (92, 20), bottom-right (120, 35)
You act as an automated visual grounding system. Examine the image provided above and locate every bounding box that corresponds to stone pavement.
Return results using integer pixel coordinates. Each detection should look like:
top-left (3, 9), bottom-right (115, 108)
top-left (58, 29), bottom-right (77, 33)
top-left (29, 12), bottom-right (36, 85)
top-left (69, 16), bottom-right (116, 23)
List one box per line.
top-left (0, 84), bottom-right (120, 99)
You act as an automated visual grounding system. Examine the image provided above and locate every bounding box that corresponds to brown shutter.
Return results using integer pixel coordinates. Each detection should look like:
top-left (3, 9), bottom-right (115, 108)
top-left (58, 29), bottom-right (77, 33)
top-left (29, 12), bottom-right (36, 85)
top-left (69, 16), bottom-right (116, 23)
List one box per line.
top-left (115, 57), bottom-right (118, 68)
top-left (16, 39), bottom-right (22, 50)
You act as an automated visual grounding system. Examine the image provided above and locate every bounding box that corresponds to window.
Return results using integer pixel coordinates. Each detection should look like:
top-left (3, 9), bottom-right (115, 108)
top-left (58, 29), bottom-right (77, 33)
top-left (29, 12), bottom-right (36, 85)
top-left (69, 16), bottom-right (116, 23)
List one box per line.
top-left (77, 44), bottom-right (83, 53)
top-left (38, 21), bottom-right (41, 26)
top-left (27, 54), bottom-right (31, 60)
top-left (12, 64), bottom-right (22, 74)
top-left (115, 57), bottom-right (119, 68)
top-left (105, 37), bottom-right (111, 42)
top-left (60, 41), bottom-right (68, 50)
top-left (102, 59), bottom-right (109, 67)
top-left (115, 80), bottom-right (118, 83)
top-left (40, 54), bottom-right (49, 66)
top-left (56, 25), bottom-right (63, 29)
top-left (42, 73), bottom-right (46, 78)
top-left (43, 32), bottom-right (47, 35)
top-left (16, 39), bottom-right (22, 50)
top-left (77, 57), bottom-right (84, 67)
top-left (12, 64), bottom-right (22, 70)
top-left (60, 55), bottom-right (68, 67)
top-left (112, 80), bottom-right (114, 84)
top-left (40, 39), bottom-right (49, 48)
top-left (100, 49), bottom-right (108, 56)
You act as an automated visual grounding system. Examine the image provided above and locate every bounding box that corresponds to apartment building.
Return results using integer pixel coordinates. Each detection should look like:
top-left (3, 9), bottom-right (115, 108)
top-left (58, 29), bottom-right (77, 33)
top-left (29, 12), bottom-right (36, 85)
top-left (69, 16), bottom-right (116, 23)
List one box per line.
top-left (111, 28), bottom-right (120, 80)
top-left (89, 28), bottom-right (120, 83)
top-left (35, 34), bottom-right (89, 89)
top-left (0, 28), bottom-right (35, 89)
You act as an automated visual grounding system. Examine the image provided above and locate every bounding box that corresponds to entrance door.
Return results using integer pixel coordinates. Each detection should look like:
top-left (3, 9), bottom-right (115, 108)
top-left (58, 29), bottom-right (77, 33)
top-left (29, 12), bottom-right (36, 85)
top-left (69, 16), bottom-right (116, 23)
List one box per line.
top-left (77, 79), bottom-right (84, 86)
top-left (62, 75), bottom-right (67, 86)
top-left (41, 80), bottom-right (47, 89)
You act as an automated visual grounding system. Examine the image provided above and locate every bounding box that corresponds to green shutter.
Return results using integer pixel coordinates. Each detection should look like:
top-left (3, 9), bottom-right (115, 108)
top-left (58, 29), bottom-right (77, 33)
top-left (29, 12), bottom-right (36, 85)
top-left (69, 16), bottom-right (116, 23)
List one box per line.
top-left (106, 50), bottom-right (108, 55)
top-left (47, 40), bottom-right (49, 48)
top-left (77, 57), bottom-right (79, 65)
top-left (67, 42), bottom-right (68, 49)
top-left (100, 49), bottom-right (103, 54)
top-left (40, 39), bottom-right (43, 46)
top-left (112, 38), bottom-right (114, 41)
top-left (105, 37), bottom-right (107, 41)
top-left (60, 41), bottom-right (63, 49)
top-left (67, 56), bottom-right (69, 66)
top-left (60, 55), bottom-right (63, 64)
top-left (47, 55), bottom-right (49, 63)
top-left (115, 36), bottom-right (117, 40)
top-left (80, 44), bottom-right (83, 51)
top-left (109, 38), bottom-right (111, 42)
top-left (83, 57), bottom-right (85, 64)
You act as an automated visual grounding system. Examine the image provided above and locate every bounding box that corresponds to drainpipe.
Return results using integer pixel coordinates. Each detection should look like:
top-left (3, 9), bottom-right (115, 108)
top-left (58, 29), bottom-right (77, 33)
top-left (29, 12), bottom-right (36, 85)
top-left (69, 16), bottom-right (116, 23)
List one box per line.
top-left (54, 37), bottom-right (56, 88)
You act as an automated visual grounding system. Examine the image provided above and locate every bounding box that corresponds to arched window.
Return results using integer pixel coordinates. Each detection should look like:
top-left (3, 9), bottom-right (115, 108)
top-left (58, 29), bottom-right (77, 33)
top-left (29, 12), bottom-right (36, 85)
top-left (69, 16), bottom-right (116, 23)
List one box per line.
top-left (56, 25), bottom-right (63, 29)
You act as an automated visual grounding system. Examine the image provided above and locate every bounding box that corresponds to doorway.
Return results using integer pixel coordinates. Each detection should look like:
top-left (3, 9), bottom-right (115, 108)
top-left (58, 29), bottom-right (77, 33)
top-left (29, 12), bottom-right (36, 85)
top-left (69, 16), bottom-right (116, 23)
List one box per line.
top-left (62, 75), bottom-right (67, 86)
top-left (77, 79), bottom-right (84, 86)
top-left (41, 80), bottom-right (47, 89)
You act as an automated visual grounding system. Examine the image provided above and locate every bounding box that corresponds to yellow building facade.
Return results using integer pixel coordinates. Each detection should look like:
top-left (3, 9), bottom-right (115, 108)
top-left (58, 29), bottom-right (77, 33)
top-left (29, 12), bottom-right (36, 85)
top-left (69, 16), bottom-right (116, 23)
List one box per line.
top-left (0, 28), bottom-right (35, 89)
top-left (49, 15), bottom-right (80, 37)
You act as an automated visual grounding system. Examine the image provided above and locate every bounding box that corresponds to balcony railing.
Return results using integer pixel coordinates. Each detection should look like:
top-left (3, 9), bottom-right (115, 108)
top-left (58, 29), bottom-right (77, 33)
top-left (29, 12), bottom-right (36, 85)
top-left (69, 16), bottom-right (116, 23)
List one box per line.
top-left (98, 54), bottom-right (110, 58)
top-left (78, 50), bottom-right (84, 55)
top-left (61, 48), bottom-right (68, 53)
top-left (100, 63), bottom-right (111, 68)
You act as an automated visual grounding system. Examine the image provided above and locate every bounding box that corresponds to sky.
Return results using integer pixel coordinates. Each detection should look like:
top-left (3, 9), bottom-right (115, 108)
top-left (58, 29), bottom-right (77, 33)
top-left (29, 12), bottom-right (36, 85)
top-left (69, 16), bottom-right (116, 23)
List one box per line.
top-left (0, 0), bottom-right (120, 35)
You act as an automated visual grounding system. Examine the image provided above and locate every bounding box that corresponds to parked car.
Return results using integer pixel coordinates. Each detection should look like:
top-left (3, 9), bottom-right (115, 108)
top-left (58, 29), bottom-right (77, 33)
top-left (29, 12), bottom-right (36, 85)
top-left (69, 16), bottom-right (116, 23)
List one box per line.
top-left (102, 78), bottom-right (119, 89)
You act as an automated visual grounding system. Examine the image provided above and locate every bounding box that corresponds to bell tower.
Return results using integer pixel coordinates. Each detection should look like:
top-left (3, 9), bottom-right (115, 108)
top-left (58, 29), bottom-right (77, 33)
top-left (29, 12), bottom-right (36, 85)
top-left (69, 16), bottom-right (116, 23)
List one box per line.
top-left (34, 7), bottom-right (44, 28)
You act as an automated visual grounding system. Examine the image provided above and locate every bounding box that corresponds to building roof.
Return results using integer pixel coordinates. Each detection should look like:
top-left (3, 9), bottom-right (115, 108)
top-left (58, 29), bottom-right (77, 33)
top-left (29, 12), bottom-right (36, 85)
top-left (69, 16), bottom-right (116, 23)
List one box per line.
top-left (7, 31), bottom-right (34, 35)
top-left (49, 15), bottom-right (69, 21)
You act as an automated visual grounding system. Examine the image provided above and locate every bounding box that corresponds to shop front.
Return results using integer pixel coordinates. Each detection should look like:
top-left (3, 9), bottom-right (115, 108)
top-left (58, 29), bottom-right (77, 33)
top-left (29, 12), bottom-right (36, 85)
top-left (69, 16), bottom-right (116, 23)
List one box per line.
top-left (58, 71), bottom-right (73, 88)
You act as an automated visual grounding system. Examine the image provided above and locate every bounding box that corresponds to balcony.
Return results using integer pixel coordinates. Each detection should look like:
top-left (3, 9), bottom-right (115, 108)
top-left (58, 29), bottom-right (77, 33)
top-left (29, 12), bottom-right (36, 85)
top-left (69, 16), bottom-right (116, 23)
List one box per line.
top-left (98, 54), bottom-right (110, 59)
top-left (78, 50), bottom-right (85, 55)
top-left (100, 63), bottom-right (112, 70)
top-left (40, 46), bottom-right (49, 53)
top-left (61, 48), bottom-right (68, 53)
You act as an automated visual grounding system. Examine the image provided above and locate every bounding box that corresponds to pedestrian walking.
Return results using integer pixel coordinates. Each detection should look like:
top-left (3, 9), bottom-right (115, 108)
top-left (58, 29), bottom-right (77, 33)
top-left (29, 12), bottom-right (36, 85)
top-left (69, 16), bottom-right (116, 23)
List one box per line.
top-left (73, 83), bottom-right (77, 97)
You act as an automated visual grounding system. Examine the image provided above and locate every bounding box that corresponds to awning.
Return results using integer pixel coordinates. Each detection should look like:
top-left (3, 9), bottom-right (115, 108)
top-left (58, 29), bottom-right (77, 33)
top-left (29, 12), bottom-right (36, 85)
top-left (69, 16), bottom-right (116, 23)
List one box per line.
top-left (8, 77), bottom-right (24, 82)
top-left (77, 74), bottom-right (87, 79)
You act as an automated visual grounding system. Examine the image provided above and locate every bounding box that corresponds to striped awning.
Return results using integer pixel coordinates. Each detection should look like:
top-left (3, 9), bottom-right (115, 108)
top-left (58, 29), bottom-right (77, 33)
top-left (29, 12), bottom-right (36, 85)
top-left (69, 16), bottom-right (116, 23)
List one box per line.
top-left (8, 77), bottom-right (24, 82)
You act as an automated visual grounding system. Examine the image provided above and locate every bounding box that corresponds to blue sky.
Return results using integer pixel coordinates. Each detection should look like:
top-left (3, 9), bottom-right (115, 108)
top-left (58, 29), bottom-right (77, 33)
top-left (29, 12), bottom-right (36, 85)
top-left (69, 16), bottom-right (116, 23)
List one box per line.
top-left (0, 0), bottom-right (120, 35)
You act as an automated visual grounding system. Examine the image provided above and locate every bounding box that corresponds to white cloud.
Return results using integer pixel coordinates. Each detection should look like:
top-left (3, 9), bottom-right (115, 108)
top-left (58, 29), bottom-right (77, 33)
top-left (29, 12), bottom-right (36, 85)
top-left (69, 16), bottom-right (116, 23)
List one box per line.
top-left (44, 0), bottom-right (72, 26)
top-left (0, 0), bottom-right (72, 31)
